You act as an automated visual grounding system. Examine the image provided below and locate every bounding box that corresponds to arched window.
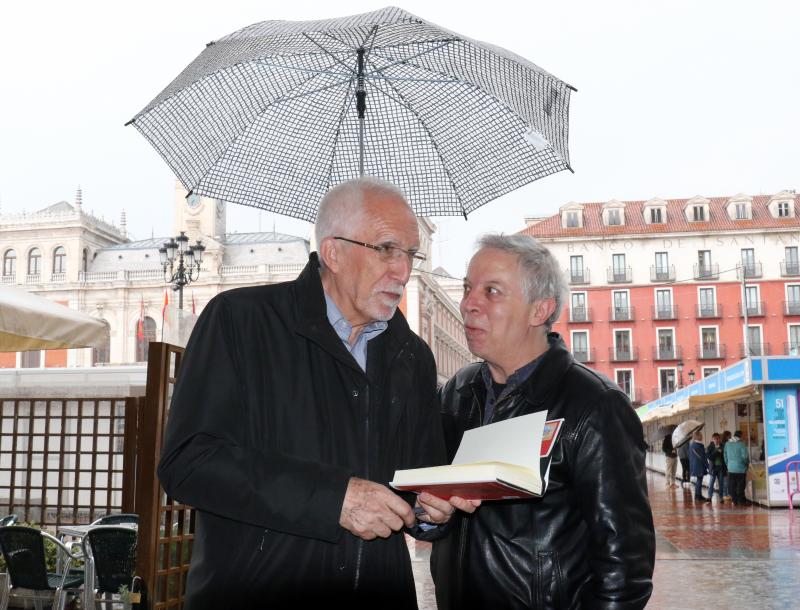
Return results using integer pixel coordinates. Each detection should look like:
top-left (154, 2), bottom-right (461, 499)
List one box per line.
top-left (92, 320), bottom-right (111, 366)
top-left (135, 316), bottom-right (157, 362)
top-left (2, 249), bottom-right (16, 277)
top-left (53, 246), bottom-right (67, 274)
top-left (28, 248), bottom-right (41, 276)
top-left (82, 248), bottom-right (89, 273)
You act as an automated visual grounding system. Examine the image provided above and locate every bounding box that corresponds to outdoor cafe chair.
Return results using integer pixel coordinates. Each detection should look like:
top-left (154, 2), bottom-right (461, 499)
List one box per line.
top-left (0, 525), bottom-right (84, 610)
top-left (0, 515), bottom-right (18, 527)
top-left (91, 513), bottom-right (139, 526)
top-left (81, 525), bottom-right (141, 609)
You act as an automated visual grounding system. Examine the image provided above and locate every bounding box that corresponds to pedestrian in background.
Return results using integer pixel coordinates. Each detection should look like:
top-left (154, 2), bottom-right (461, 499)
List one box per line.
top-left (706, 432), bottom-right (725, 502)
top-left (677, 439), bottom-right (691, 488)
top-left (720, 430), bottom-right (732, 500)
top-left (689, 430), bottom-right (711, 503)
top-left (724, 430), bottom-right (751, 506)
top-left (662, 433), bottom-right (679, 489)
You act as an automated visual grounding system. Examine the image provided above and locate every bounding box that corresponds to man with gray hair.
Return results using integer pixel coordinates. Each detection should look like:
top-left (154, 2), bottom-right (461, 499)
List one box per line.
top-left (431, 234), bottom-right (655, 609)
top-left (159, 177), bottom-right (475, 609)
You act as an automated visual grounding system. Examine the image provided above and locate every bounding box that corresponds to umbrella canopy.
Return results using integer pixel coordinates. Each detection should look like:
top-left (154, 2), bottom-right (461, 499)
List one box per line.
top-left (128, 6), bottom-right (574, 221)
top-left (671, 419), bottom-right (705, 450)
top-left (0, 285), bottom-right (108, 351)
top-left (657, 424), bottom-right (677, 437)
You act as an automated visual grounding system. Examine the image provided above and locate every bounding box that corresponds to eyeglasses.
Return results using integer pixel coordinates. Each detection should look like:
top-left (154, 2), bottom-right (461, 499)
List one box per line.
top-left (333, 237), bottom-right (426, 264)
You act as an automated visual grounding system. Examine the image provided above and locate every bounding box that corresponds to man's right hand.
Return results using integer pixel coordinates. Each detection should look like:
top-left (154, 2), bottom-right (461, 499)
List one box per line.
top-left (339, 477), bottom-right (415, 540)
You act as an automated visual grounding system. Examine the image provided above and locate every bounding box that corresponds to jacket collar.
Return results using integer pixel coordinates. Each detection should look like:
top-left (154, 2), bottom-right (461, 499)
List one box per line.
top-left (294, 253), bottom-right (412, 373)
top-left (456, 333), bottom-right (574, 408)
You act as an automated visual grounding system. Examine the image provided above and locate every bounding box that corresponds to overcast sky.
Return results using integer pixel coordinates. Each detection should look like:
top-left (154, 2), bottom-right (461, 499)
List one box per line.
top-left (1, 1), bottom-right (797, 277)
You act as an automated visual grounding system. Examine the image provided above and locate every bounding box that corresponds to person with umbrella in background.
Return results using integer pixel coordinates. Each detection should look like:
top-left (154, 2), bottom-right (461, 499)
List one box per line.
top-left (689, 430), bottom-right (711, 503)
top-left (662, 428), bottom-right (679, 489)
top-left (158, 178), bottom-right (477, 609)
top-left (724, 430), bottom-right (751, 506)
top-left (677, 436), bottom-right (691, 488)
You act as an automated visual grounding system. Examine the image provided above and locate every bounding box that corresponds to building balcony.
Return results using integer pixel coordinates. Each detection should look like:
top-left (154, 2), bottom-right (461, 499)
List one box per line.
top-left (740, 342), bottom-right (771, 357)
top-left (607, 267), bottom-right (633, 283)
top-left (739, 301), bottom-right (765, 317)
top-left (650, 265), bottom-right (675, 282)
top-left (694, 263), bottom-right (719, 280)
top-left (737, 262), bottom-right (763, 279)
top-left (652, 304), bottom-right (678, 320)
top-left (780, 260), bottom-right (800, 277)
top-left (696, 344), bottom-right (727, 359)
top-left (609, 347), bottom-right (639, 362)
top-left (568, 269), bottom-right (590, 285)
top-left (569, 306), bottom-right (592, 323)
top-left (25, 273), bottom-right (41, 284)
top-left (785, 342), bottom-right (800, 356)
top-left (1, 274), bottom-right (15, 284)
top-left (572, 348), bottom-right (595, 363)
top-left (784, 300), bottom-right (800, 316)
top-left (609, 306), bottom-right (635, 321)
top-left (653, 345), bottom-right (682, 361)
top-left (696, 303), bottom-right (722, 318)
top-left (51, 272), bottom-right (66, 283)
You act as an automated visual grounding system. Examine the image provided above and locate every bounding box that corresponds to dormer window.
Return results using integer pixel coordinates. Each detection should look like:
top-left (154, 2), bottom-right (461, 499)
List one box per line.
top-left (608, 209), bottom-right (621, 225)
top-left (650, 208), bottom-right (663, 223)
top-left (735, 203), bottom-right (749, 219)
top-left (692, 205), bottom-right (706, 221)
top-left (566, 212), bottom-right (579, 228)
top-left (778, 201), bottom-right (790, 217)
top-left (767, 192), bottom-right (795, 219)
top-left (601, 201), bottom-right (625, 227)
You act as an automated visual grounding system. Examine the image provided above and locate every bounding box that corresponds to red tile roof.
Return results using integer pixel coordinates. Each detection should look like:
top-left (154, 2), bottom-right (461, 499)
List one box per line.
top-left (519, 194), bottom-right (799, 239)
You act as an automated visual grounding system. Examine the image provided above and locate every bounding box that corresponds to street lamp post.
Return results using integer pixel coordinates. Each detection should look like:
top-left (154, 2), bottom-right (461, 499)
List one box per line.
top-left (677, 359), bottom-right (685, 389)
top-left (688, 369), bottom-right (696, 385)
top-left (159, 231), bottom-right (205, 310)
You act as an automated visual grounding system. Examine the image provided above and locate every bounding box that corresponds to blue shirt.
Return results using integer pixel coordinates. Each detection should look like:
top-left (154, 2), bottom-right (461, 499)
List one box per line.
top-left (480, 356), bottom-right (543, 425)
top-left (324, 293), bottom-right (388, 372)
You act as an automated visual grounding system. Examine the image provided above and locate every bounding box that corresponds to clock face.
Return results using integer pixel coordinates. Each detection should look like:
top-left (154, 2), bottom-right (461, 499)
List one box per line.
top-left (187, 194), bottom-right (201, 208)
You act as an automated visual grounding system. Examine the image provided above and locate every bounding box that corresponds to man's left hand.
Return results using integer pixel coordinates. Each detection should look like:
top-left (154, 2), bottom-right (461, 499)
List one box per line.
top-left (415, 492), bottom-right (481, 525)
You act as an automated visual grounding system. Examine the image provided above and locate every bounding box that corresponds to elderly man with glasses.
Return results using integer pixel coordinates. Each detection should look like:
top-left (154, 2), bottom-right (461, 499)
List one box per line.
top-left (158, 177), bottom-right (475, 609)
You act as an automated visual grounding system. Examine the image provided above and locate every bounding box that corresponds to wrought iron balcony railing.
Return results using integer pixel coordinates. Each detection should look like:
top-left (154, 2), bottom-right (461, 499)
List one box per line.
top-left (607, 266), bottom-right (633, 283)
top-left (609, 306), bottom-right (635, 321)
top-left (609, 346), bottom-right (639, 362)
top-left (650, 265), bottom-right (675, 282)
top-left (740, 342), bottom-right (771, 357)
top-left (653, 345), bottom-right (682, 361)
top-left (696, 344), bottom-right (727, 359)
top-left (572, 347), bottom-right (595, 363)
top-left (780, 260), bottom-right (800, 277)
top-left (739, 301), bottom-right (765, 317)
top-left (694, 263), bottom-right (720, 280)
top-left (569, 306), bottom-right (592, 323)
top-left (652, 305), bottom-right (678, 320)
top-left (696, 303), bottom-right (722, 318)
top-left (737, 262), bottom-right (763, 279)
top-left (567, 268), bottom-right (590, 285)
top-left (784, 300), bottom-right (800, 316)
top-left (784, 342), bottom-right (800, 356)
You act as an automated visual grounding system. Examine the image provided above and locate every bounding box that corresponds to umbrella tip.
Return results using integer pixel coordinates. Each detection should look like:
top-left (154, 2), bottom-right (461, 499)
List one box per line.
top-left (124, 118), bottom-right (135, 127)
top-left (206, 40), bottom-right (215, 48)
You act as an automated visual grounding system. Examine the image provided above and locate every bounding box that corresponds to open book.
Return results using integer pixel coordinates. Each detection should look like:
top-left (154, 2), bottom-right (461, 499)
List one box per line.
top-left (391, 412), bottom-right (564, 501)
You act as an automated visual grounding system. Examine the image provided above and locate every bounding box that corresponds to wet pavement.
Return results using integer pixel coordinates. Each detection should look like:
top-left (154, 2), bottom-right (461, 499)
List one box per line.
top-left (409, 470), bottom-right (800, 608)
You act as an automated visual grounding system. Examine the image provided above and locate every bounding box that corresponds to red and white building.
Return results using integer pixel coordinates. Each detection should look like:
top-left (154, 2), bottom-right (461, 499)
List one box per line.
top-left (520, 191), bottom-right (800, 405)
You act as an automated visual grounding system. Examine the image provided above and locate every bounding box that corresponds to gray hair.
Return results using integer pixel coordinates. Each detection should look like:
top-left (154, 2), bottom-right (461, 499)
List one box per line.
top-left (476, 234), bottom-right (567, 330)
top-left (314, 177), bottom-right (410, 247)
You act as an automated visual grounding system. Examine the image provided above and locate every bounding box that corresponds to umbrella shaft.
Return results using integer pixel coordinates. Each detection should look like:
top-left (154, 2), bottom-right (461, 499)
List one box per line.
top-left (356, 48), bottom-right (366, 176)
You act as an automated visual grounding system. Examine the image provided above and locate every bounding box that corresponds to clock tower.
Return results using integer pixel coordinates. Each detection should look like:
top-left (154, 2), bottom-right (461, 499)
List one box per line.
top-left (174, 181), bottom-right (226, 241)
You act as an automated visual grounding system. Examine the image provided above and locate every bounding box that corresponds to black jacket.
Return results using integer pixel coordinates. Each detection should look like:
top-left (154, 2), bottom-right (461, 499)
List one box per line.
top-left (431, 335), bottom-right (655, 610)
top-left (158, 254), bottom-right (445, 609)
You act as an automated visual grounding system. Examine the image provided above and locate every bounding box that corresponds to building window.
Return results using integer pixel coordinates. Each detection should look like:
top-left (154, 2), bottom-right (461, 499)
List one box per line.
top-left (788, 325), bottom-right (800, 355)
top-left (27, 248), bottom-right (41, 275)
top-left (697, 250), bottom-right (714, 278)
top-left (787, 285), bottom-right (800, 315)
top-left (2, 249), bottom-right (16, 277)
top-left (699, 287), bottom-right (716, 317)
top-left (745, 326), bottom-right (763, 356)
top-left (744, 285), bottom-right (760, 316)
top-left (607, 209), bottom-right (621, 225)
top-left (571, 331), bottom-right (589, 362)
top-left (92, 320), bottom-right (111, 366)
top-left (735, 203), bottom-right (750, 219)
top-left (570, 256), bottom-right (585, 283)
top-left (566, 211), bottom-right (579, 228)
top-left (659, 369), bottom-right (677, 396)
top-left (614, 329), bottom-right (632, 360)
top-left (778, 201), bottom-right (790, 217)
top-left (655, 252), bottom-right (668, 274)
top-left (657, 328), bottom-right (675, 359)
top-left (135, 316), bottom-right (157, 362)
top-left (610, 253), bottom-right (628, 282)
top-left (615, 370), bottom-right (633, 399)
top-left (702, 367), bottom-right (721, 378)
top-left (785, 247), bottom-right (799, 276)
top-left (692, 205), bottom-right (706, 221)
top-left (570, 292), bottom-right (587, 322)
top-left (650, 207), bottom-right (663, 223)
top-left (20, 350), bottom-right (42, 368)
top-left (655, 289), bottom-right (672, 318)
top-left (612, 290), bottom-right (630, 320)
top-left (741, 248), bottom-right (757, 277)
top-left (701, 327), bottom-right (718, 358)
top-left (52, 246), bottom-right (67, 274)
top-left (82, 248), bottom-right (89, 273)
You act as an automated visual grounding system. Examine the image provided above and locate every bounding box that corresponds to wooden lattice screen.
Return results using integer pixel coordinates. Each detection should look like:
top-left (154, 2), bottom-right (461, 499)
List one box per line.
top-left (135, 341), bottom-right (193, 610)
top-left (0, 396), bottom-right (140, 527)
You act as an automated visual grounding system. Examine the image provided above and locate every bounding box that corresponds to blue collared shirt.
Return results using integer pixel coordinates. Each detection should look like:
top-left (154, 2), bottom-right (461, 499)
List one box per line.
top-left (324, 293), bottom-right (388, 372)
top-left (480, 356), bottom-right (543, 425)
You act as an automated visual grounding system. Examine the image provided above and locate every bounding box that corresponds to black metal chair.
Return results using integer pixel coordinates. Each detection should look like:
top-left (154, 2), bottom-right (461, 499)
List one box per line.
top-left (81, 526), bottom-right (141, 609)
top-left (0, 515), bottom-right (18, 527)
top-left (91, 513), bottom-right (139, 526)
top-left (0, 525), bottom-right (83, 610)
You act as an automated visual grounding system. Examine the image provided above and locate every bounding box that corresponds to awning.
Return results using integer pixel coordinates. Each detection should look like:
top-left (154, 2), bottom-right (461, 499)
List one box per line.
top-left (0, 285), bottom-right (108, 351)
top-left (641, 385), bottom-right (759, 423)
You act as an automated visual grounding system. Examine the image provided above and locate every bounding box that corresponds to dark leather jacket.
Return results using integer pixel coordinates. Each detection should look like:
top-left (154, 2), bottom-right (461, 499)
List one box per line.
top-left (431, 334), bottom-right (655, 610)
